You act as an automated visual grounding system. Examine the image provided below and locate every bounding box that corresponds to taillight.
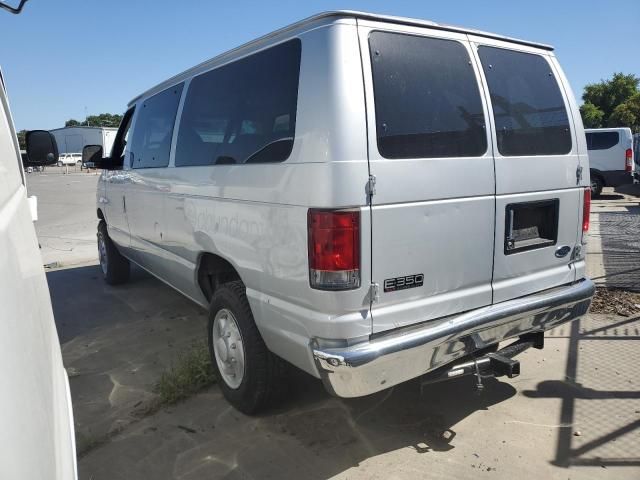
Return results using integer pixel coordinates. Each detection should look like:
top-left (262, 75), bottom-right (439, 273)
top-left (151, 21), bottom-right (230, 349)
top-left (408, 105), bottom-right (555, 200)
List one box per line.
top-left (582, 187), bottom-right (591, 233)
top-left (625, 148), bottom-right (633, 172)
top-left (308, 209), bottom-right (360, 290)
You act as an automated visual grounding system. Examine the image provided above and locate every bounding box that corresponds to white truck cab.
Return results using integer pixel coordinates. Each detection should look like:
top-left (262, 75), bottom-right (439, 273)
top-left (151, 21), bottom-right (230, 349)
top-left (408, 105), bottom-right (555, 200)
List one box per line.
top-left (92, 11), bottom-right (595, 413)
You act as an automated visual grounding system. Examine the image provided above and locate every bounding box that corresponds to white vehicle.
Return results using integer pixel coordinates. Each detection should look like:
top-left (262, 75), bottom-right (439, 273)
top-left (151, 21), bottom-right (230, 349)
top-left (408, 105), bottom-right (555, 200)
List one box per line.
top-left (633, 133), bottom-right (640, 182)
top-left (0, 67), bottom-right (77, 478)
top-left (50, 126), bottom-right (117, 165)
top-left (92, 11), bottom-right (595, 413)
top-left (585, 127), bottom-right (634, 195)
top-left (57, 152), bottom-right (82, 166)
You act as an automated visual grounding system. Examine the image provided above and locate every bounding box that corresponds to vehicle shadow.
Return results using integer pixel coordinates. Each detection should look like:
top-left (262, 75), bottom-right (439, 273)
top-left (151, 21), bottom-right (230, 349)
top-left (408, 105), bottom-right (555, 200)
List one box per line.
top-left (615, 184), bottom-right (640, 198)
top-left (47, 263), bottom-right (209, 451)
top-left (595, 193), bottom-right (625, 201)
top-left (523, 315), bottom-right (640, 468)
top-left (79, 367), bottom-right (517, 480)
top-left (47, 263), bottom-right (205, 343)
top-left (57, 263), bottom-right (519, 479)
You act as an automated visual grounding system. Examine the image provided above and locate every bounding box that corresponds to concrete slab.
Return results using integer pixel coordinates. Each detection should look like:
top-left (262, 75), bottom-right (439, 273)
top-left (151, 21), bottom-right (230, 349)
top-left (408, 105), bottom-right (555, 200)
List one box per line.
top-left (47, 262), bottom-right (208, 453)
top-left (26, 170), bottom-right (100, 267)
top-left (78, 314), bottom-right (640, 480)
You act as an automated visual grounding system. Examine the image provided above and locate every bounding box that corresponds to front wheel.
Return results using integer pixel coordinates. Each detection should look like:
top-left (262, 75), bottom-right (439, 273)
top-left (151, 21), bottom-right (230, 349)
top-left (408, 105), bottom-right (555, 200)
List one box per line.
top-left (57, 161), bottom-right (63, 167)
top-left (97, 220), bottom-right (130, 285)
top-left (208, 281), bottom-right (287, 414)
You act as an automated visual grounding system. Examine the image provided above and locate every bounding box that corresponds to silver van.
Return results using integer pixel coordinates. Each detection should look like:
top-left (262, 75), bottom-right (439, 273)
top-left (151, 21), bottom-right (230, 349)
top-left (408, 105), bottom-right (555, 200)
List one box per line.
top-left (91, 11), bottom-right (595, 413)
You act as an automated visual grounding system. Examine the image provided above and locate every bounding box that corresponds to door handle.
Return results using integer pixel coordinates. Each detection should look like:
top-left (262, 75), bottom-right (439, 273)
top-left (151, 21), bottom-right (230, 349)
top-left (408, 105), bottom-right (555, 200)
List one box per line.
top-left (122, 196), bottom-right (126, 213)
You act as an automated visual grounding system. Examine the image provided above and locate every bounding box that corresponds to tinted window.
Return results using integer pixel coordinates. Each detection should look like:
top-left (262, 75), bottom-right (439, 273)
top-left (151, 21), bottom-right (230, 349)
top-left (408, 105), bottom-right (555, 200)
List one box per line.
top-left (586, 131), bottom-right (619, 150)
top-left (130, 83), bottom-right (184, 169)
top-left (369, 32), bottom-right (487, 159)
top-left (175, 39), bottom-right (301, 167)
top-left (478, 47), bottom-right (571, 156)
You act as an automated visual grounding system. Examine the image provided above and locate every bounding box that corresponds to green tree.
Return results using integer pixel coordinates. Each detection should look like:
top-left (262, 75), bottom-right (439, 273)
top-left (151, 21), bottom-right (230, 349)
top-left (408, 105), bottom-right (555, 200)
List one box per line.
top-left (85, 113), bottom-right (123, 128)
top-left (17, 129), bottom-right (27, 150)
top-left (64, 113), bottom-right (123, 128)
top-left (581, 73), bottom-right (640, 132)
top-left (579, 102), bottom-right (605, 128)
top-left (608, 92), bottom-right (640, 129)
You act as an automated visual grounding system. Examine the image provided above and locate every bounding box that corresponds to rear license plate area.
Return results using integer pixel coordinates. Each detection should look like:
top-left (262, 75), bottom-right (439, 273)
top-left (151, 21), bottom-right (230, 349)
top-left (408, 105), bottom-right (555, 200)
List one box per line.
top-left (504, 199), bottom-right (559, 254)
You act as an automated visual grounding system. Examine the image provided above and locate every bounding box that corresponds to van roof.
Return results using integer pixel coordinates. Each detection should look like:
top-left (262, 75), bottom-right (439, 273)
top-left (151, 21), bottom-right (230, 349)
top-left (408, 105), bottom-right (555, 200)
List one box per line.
top-left (50, 126), bottom-right (118, 132)
top-left (130, 10), bottom-right (554, 106)
top-left (585, 127), bottom-right (633, 135)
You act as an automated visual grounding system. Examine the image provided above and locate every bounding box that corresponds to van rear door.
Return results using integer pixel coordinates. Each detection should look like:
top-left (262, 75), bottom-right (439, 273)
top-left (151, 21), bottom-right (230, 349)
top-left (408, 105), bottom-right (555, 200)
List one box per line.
top-left (471, 38), bottom-right (585, 303)
top-left (357, 23), bottom-right (496, 334)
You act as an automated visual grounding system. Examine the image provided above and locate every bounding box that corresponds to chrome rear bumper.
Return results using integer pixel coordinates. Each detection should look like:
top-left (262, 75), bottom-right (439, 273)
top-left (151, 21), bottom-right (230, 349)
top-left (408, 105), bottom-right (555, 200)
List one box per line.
top-left (313, 279), bottom-right (595, 398)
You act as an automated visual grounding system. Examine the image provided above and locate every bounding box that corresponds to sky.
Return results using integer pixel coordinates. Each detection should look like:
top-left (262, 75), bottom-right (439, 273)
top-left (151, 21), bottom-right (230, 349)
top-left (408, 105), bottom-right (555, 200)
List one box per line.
top-left (1, 0), bottom-right (638, 131)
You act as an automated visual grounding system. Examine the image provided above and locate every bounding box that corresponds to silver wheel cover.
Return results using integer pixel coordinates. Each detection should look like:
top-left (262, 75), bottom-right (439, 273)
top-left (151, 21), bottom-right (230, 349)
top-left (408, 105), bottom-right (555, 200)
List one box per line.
top-left (212, 308), bottom-right (245, 389)
top-left (98, 233), bottom-right (108, 275)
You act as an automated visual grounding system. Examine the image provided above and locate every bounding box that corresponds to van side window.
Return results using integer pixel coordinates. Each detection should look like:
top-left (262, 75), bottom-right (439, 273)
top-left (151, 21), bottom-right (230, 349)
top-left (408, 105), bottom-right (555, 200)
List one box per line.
top-left (586, 131), bottom-right (619, 150)
top-left (110, 107), bottom-right (135, 167)
top-left (369, 31), bottom-right (487, 159)
top-left (175, 39), bottom-right (301, 167)
top-left (478, 47), bottom-right (572, 156)
top-left (130, 83), bottom-right (184, 169)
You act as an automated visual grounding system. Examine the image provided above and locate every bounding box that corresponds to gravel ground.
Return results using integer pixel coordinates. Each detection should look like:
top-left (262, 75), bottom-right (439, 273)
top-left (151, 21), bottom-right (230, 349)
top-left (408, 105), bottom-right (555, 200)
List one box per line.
top-left (590, 288), bottom-right (640, 316)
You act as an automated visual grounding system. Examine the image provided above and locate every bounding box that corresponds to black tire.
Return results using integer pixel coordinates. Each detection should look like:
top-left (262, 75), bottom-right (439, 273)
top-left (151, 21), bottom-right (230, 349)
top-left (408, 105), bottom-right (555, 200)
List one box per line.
top-left (97, 220), bottom-right (130, 285)
top-left (208, 281), bottom-right (287, 414)
top-left (590, 175), bottom-right (604, 197)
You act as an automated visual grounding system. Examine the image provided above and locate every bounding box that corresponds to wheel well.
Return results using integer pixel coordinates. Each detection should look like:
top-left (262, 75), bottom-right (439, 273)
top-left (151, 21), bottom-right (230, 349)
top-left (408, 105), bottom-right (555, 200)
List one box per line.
top-left (97, 208), bottom-right (105, 221)
top-left (590, 169), bottom-right (605, 186)
top-left (197, 253), bottom-right (241, 303)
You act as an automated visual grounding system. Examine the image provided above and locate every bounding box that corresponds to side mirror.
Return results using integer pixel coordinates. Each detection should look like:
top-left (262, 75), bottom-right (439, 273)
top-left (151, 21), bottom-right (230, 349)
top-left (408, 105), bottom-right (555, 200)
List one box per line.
top-left (25, 130), bottom-right (58, 166)
top-left (82, 144), bottom-right (113, 169)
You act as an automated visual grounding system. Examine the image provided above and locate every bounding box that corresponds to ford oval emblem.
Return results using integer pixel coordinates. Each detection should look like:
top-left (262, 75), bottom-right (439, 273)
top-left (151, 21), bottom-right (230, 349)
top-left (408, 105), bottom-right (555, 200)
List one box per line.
top-left (555, 246), bottom-right (571, 258)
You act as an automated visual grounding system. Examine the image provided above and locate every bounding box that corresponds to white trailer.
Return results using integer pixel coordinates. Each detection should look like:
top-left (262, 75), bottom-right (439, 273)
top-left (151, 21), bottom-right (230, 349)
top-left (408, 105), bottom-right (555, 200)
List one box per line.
top-left (50, 126), bottom-right (117, 157)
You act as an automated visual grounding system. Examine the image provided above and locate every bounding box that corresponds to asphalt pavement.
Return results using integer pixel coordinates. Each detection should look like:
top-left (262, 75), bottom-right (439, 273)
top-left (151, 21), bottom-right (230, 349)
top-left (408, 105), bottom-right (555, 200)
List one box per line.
top-left (27, 167), bottom-right (100, 267)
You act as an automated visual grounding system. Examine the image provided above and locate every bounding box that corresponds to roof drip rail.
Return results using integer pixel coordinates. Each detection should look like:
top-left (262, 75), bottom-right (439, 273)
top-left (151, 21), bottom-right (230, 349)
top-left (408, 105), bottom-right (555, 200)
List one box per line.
top-left (0, 0), bottom-right (29, 14)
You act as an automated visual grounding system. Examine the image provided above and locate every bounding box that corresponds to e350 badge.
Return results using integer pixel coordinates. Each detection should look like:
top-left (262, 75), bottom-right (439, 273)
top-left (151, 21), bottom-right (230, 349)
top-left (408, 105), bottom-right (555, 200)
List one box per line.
top-left (384, 274), bottom-right (424, 292)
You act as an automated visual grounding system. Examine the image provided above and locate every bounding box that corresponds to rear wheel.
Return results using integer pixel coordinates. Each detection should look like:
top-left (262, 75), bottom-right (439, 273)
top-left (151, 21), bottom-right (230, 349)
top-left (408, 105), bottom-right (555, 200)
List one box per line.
top-left (97, 220), bottom-right (130, 285)
top-left (208, 281), bottom-right (287, 414)
top-left (57, 161), bottom-right (63, 167)
top-left (590, 175), bottom-right (604, 197)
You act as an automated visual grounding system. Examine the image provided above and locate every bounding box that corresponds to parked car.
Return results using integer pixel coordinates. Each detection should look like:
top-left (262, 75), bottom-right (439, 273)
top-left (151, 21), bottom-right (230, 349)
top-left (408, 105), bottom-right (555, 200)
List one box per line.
top-left (57, 152), bottom-right (82, 166)
top-left (0, 60), bottom-right (77, 478)
top-left (90, 11), bottom-right (595, 414)
top-left (585, 127), bottom-right (634, 196)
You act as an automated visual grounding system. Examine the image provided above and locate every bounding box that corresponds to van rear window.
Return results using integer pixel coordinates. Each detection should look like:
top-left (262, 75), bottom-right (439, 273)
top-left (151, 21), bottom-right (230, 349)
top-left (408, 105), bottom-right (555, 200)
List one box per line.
top-left (478, 47), bottom-right (572, 156)
top-left (586, 131), bottom-right (619, 150)
top-left (369, 31), bottom-right (487, 159)
top-left (175, 39), bottom-right (301, 166)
